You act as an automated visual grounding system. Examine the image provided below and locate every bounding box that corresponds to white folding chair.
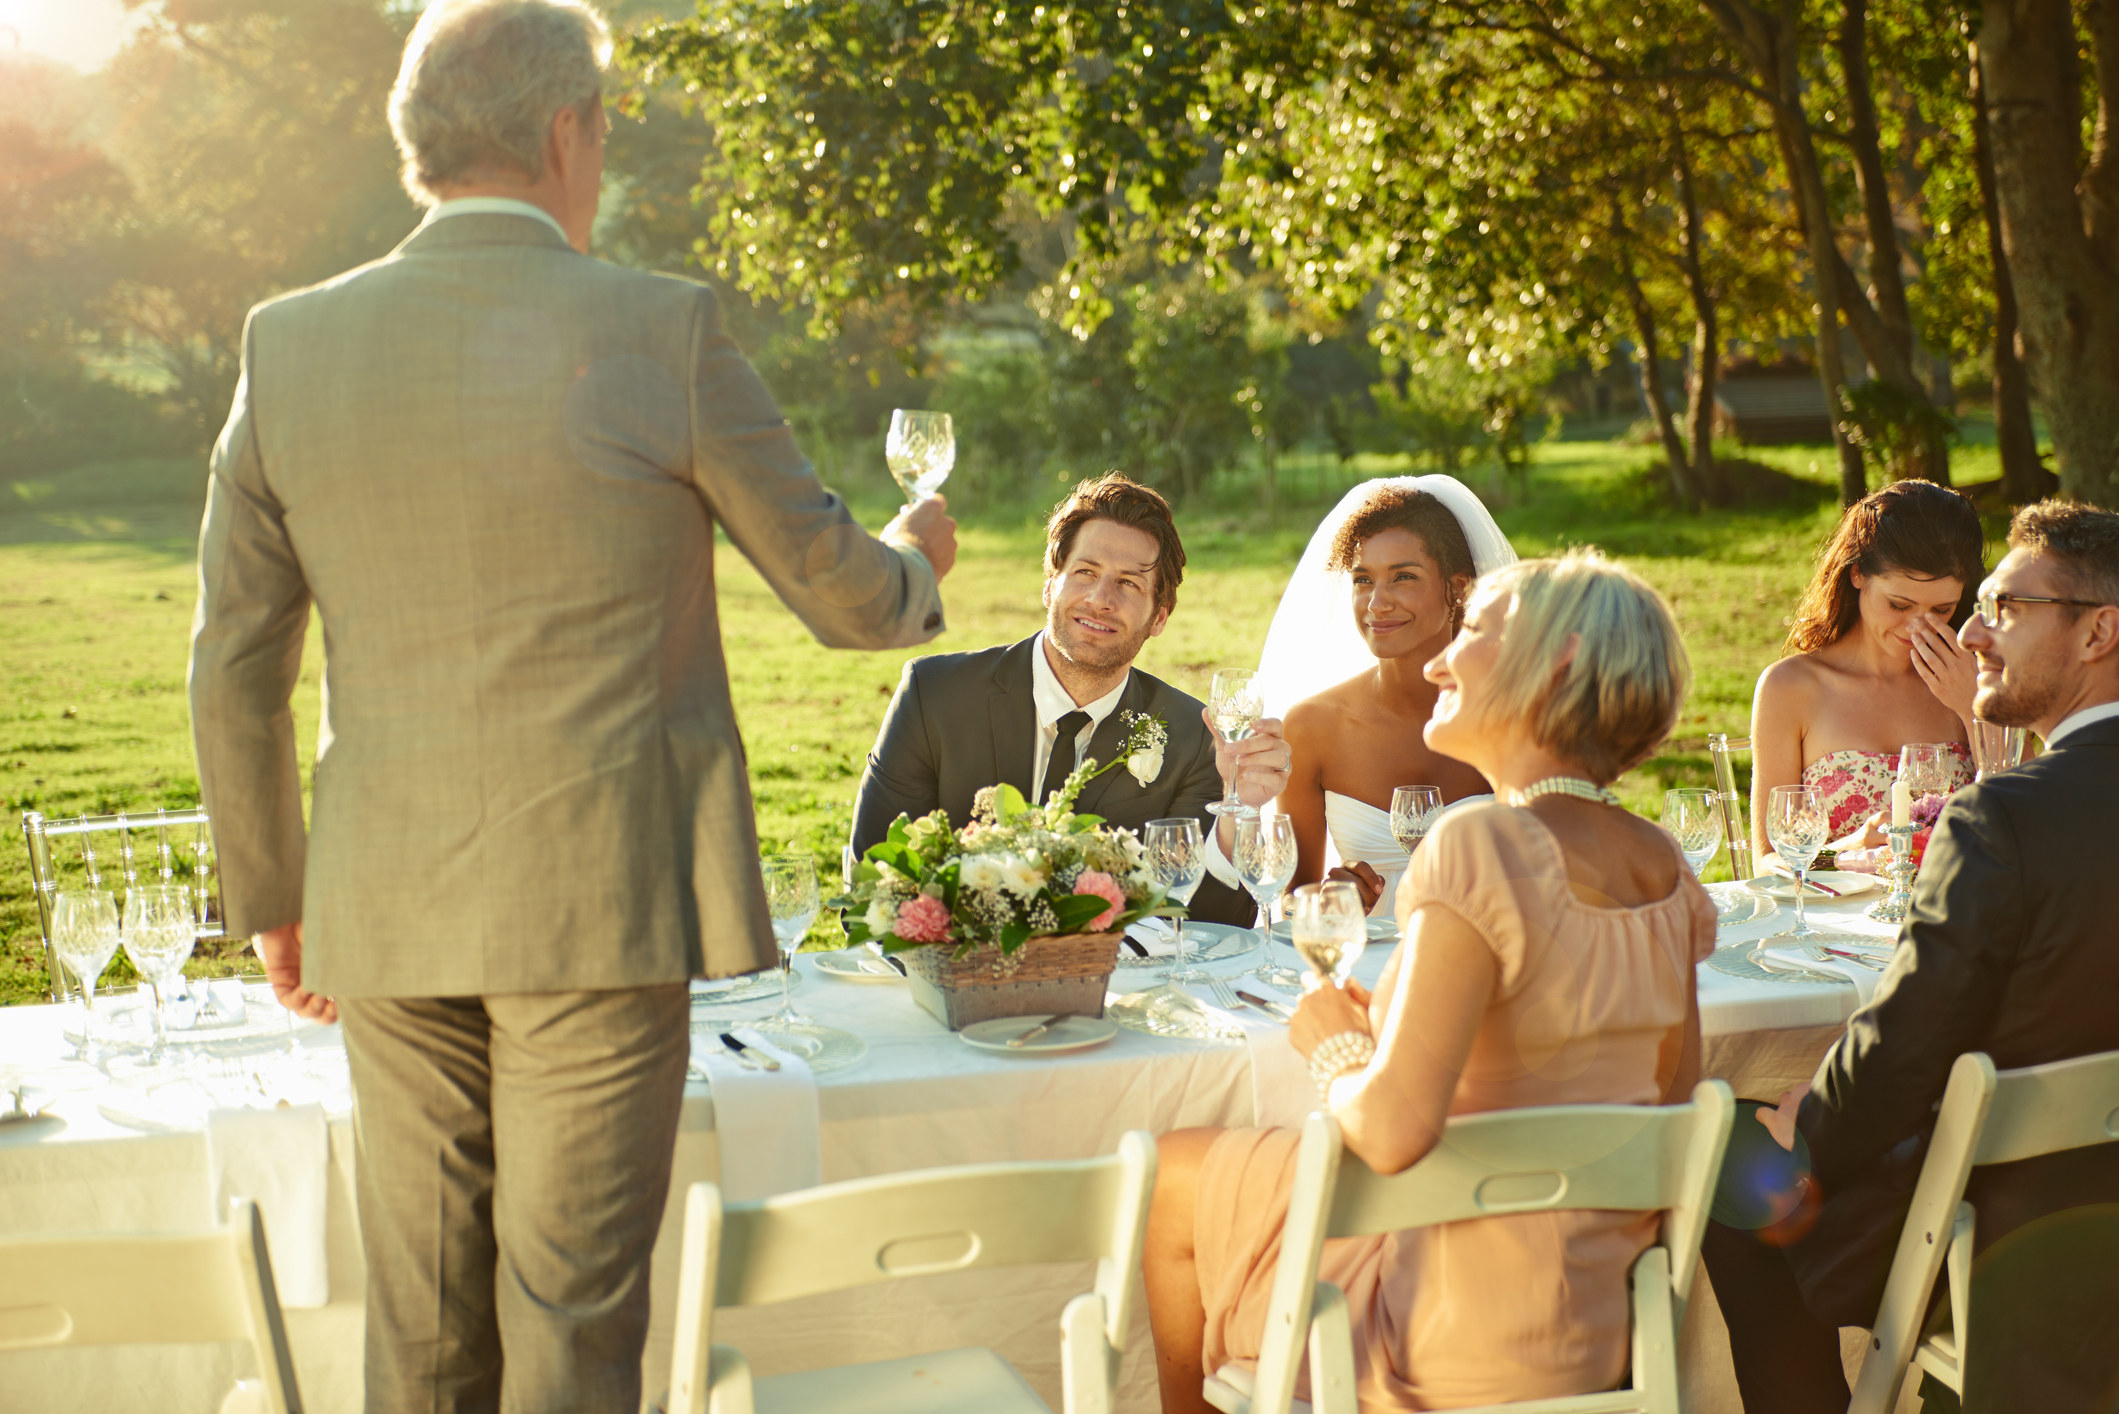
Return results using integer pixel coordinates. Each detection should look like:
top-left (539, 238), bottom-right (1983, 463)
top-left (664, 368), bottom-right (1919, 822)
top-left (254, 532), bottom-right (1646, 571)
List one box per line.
top-left (1206, 1081), bottom-right (1736, 1414)
top-left (0, 1198), bottom-right (303, 1413)
top-left (1848, 1048), bottom-right (2119, 1414)
top-left (664, 1130), bottom-right (1156, 1414)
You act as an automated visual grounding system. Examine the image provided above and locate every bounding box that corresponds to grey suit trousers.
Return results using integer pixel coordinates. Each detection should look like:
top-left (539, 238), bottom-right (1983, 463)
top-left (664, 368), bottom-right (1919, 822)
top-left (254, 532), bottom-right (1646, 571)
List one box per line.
top-left (339, 986), bottom-right (690, 1414)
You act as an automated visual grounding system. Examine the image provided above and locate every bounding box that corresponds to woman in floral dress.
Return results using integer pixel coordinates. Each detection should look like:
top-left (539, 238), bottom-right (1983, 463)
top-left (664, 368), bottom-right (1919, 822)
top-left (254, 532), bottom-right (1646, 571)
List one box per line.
top-left (1750, 481), bottom-right (1983, 856)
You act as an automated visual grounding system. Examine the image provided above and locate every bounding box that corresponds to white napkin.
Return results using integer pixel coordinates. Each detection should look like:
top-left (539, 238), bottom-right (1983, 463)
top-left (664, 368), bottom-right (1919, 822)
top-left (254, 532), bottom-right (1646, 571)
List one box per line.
top-left (691, 1028), bottom-right (821, 1203)
top-left (1175, 982), bottom-right (1316, 1129)
top-left (206, 1103), bottom-right (329, 1308)
top-left (1123, 917), bottom-right (1180, 957)
top-left (1757, 945), bottom-right (1887, 1006)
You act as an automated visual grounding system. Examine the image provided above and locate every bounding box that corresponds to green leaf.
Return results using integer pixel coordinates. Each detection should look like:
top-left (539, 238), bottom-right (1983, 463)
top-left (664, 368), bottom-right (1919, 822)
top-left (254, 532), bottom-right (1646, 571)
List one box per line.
top-left (867, 842), bottom-right (921, 880)
top-left (1000, 921), bottom-right (1033, 952)
top-left (1065, 813), bottom-right (1105, 831)
top-left (995, 782), bottom-right (1030, 819)
top-left (884, 815), bottom-right (912, 848)
top-left (1052, 893), bottom-right (1115, 931)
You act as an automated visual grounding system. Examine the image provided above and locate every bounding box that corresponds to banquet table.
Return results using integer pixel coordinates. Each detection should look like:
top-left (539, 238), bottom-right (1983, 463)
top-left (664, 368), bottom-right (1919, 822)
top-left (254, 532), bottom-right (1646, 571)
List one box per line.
top-left (0, 881), bottom-right (1901, 1414)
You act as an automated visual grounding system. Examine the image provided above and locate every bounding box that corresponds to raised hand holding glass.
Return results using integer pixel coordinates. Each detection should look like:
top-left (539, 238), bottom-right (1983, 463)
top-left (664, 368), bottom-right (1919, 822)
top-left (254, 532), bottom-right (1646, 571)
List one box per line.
top-left (1205, 670), bottom-right (1265, 820)
top-left (1289, 879), bottom-right (1365, 989)
top-left (885, 409), bottom-right (954, 503)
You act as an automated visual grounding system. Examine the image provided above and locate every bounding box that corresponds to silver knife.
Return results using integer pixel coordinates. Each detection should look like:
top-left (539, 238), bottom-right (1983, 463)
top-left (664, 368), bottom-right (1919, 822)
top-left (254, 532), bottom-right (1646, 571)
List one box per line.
top-left (719, 1032), bottom-right (781, 1071)
top-left (1235, 989), bottom-right (1295, 1022)
top-left (1007, 1013), bottom-right (1069, 1048)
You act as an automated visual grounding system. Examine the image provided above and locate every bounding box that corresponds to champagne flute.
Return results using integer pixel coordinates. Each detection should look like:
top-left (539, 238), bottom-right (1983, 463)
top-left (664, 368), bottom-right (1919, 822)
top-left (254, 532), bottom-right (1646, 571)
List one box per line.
top-left (1205, 670), bottom-right (1265, 820)
top-left (52, 889), bottom-right (121, 1061)
top-left (1765, 785), bottom-right (1830, 940)
top-left (1234, 814), bottom-right (1302, 989)
top-left (1662, 788), bottom-right (1722, 876)
top-left (885, 409), bottom-right (954, 503)
top-left (121, 883), bottom-right (196, 1064)
top-left (757, 855), bottom-right (822, 1030)
top-left (1289, 880), bottom-right (1366, 989)
top-left (1145, 818), bottom-right (1208, 983)
top-left (1389, 785), bottom-right (1443, 854)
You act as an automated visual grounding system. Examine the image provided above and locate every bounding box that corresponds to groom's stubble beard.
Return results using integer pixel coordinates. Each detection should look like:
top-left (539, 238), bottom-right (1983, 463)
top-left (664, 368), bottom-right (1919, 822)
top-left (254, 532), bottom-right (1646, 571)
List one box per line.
top-left (1046, 600), bottom-right (1157, 678)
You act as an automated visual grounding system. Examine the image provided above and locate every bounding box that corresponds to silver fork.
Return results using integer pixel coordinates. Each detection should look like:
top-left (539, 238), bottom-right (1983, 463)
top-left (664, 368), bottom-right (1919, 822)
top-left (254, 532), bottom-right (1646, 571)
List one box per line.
top-left (1205, 974), bottom-right (1245, 1013)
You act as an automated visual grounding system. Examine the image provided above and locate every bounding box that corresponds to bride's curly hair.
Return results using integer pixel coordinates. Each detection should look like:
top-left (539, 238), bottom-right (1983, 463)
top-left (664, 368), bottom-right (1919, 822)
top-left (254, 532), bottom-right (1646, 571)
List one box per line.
top-left (1784, 481), bottom-right (1983, 656)
top-left (1326, 485), bottom-right (1479, 626)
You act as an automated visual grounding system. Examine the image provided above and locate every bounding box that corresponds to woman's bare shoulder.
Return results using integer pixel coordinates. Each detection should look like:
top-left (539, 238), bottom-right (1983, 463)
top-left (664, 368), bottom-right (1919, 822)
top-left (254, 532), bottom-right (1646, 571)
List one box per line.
top-left (1285, 679), bottom-right (1364, 736)
top-left (1754, 652), bottom-right (1825, 707)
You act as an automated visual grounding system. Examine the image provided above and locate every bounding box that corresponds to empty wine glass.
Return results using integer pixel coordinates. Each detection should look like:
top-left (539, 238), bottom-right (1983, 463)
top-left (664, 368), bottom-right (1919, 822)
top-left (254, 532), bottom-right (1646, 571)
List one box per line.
top-left (1662, 788), bottom-right (1722, 876)
top-left (1765, 785), bottom-right (1830, 940)
top-left (1235, 814), bottom-right (1301, 989)
top-left (756, 855), bottom-right (821, 1029)
top-left (885, 409), bottom-right (954, 503)
top-left (1205, 670), bottom-right (1265, 820)
top-left (1389, 785), bottom-right (1443, 854)
top-left (121, 883), bottom-right (196, 1063)
top-left (1897, 741), bottom-right (1952, 809)
top-left (1969, 721), bottom-right (2027, 782)
top-left (52, 889), bottom-right (121, 1060)
top-left (1289, 880), bottom-right (1366, 989)
top-left (1145, 817), bottom-right (1208, 982)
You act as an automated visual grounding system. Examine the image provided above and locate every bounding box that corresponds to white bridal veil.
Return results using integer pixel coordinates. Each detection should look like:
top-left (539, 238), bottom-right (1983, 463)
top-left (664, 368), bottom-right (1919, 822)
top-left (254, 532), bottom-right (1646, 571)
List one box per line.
top-left (1254, 475), bottom-right (1518, 719)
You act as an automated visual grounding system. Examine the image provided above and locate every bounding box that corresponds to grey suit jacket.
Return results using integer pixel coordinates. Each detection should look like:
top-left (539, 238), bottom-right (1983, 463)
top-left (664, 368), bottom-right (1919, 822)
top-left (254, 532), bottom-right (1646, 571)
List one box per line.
top-left (849, 636), bottom-right (1255, 925)
top-left (189, 213), bottom-right (943, 997)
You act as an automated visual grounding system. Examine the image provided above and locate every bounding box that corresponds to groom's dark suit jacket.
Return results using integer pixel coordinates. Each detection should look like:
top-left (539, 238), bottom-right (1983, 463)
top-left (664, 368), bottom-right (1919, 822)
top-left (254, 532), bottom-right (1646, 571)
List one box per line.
top-left (1790, 715), bottom-right (2119, 1410)
top-left (850, 636), bottom-right (1254, 926)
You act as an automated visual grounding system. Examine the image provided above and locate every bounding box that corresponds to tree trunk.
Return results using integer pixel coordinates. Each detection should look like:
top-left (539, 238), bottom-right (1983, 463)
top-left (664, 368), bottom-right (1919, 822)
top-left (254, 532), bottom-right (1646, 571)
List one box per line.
top-left (1672, 122), bottom-right (1725, 503)
top-left (1837, 0), bottom-right (1916, 356)
top-left (1973, 6), bottom-right (2073, 501)
top-left (1615, 208), bottom-right (1703, 510)
top-left (1981, 0), bottom-right (2119, 507)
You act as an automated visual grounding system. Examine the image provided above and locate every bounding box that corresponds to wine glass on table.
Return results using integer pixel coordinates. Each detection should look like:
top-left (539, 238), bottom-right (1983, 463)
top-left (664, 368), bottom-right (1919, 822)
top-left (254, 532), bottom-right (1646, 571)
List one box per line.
top-left (1662, 788), bottom-right (1722, 877)
top-left (122, 883), bottom-right (196, 1065)
top-left (755, 855), bottom-right (822, 1031)
top-left (1146, 818), bottom-right (1209, 983)
top-left (885, 410), bottom-right (954, 504)
top-left (1205, 670), bottom-right (1265, 820)
top-left (1897, 742), bottom-right (1951, 811)
top-left (53, 889), bottom-right (121, 1062)
top-left (1235, 814), bottom-right (1302, 990)
top-left (1289, 879), bottom-right (1367, 990)
top-left (1765, 785), bottom-right (1830, 941)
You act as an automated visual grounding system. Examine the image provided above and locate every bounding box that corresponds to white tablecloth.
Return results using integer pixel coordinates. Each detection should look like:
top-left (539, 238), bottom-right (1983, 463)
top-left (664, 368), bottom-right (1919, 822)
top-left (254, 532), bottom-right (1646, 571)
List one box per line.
top-left (0, 887), bottom-right (1899, 1414)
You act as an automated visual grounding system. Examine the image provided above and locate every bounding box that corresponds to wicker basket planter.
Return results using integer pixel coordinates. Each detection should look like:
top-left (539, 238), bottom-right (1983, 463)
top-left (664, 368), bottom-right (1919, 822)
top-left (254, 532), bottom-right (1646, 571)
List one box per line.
top-left (901, 931), bottom-right (1123, 1031)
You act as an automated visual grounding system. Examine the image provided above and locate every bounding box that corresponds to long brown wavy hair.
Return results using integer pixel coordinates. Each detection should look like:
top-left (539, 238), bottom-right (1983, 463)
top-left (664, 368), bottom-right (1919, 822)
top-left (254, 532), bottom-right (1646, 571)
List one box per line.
top-left (1784, 481), bottom-right (1984, 655)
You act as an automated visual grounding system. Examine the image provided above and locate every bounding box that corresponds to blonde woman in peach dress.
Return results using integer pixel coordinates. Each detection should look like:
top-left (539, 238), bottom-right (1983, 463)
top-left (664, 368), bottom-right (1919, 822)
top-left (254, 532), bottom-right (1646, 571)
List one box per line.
top-left (1143, 551), bottom-right (1714, 1412)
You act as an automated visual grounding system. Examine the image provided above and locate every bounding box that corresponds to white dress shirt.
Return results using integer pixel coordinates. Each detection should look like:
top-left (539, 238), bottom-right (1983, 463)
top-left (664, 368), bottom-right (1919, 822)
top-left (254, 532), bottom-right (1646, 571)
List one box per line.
top-left (2043, 698), bottom-right (2119, 747)
top-left (1030, 632), bottom-right (1129, 802)
top-left (422, 196), bottom-right (568, 243)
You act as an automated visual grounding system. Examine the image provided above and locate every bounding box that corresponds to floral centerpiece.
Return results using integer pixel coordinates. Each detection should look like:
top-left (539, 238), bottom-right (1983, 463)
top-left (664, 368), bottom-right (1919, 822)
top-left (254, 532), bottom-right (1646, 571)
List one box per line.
top-left (833, 711), bottom-right (1178, 1027)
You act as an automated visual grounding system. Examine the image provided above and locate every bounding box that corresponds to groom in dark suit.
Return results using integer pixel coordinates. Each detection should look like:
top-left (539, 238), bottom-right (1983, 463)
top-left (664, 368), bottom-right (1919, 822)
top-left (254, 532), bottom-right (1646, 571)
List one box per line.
top-left (852, 473), bottom-right (1283, 926)
top-left (1707, 500), bottom-right (2119, 1414)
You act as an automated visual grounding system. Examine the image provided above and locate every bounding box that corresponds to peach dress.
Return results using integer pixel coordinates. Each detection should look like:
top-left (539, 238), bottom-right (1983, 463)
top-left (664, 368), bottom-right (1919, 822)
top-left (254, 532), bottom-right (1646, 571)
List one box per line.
top-left (1193, 803), bottom-right (1717, 1411)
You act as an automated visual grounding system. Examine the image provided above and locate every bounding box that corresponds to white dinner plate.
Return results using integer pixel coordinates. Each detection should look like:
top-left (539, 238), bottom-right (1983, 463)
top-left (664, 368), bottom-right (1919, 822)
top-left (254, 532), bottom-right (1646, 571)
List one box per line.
top-left (1746, 870), bottom-right (1885, 901)
top-left (812, 949), bottom-right (906, 983)
top-left (958, 1015), bottom-right (1120, 1055)
top-left (1268, 916), bottom-right (1400, 944)
top-left (1114, 921), bottom-right (1260, 969)
top-left (689, 968), bottom-right (801, 1007)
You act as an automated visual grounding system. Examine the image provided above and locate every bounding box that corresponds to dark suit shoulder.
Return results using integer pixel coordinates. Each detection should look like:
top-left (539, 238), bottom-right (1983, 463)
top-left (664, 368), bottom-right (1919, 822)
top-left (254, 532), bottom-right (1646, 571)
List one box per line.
top-left (1128, 666), bottom-right (1205, 716)
top-left (903, 639), bottom-right (1033, 692)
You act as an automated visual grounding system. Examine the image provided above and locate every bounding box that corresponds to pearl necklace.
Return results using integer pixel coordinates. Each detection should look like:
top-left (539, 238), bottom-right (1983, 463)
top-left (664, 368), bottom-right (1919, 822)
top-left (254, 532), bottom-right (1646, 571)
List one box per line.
top-left (1505, 776), bottom-right (1624, 808)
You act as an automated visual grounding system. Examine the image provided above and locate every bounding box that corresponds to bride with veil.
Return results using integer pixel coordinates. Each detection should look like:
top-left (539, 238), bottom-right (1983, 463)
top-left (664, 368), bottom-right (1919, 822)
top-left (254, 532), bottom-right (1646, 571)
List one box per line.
top-left (1253, 475), bottom-right (1517, 916)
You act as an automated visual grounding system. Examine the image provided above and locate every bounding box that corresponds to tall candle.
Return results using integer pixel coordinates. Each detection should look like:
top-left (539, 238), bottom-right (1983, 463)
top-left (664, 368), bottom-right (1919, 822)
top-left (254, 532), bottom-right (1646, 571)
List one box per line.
top-left (1890, 777), bottom-right (1912, 829)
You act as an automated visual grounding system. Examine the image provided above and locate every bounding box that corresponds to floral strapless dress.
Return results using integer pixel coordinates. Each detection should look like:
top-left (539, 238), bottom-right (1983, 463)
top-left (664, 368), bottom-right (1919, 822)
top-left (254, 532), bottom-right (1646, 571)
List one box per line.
top-left (1801, 745), bottom-right (1974, 837)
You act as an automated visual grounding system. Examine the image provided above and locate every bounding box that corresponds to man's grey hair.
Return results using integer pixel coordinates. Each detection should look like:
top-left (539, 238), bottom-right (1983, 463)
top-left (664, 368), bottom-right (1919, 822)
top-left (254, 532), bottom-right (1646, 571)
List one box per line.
top-left (388, 0), bottom-right (612, 206)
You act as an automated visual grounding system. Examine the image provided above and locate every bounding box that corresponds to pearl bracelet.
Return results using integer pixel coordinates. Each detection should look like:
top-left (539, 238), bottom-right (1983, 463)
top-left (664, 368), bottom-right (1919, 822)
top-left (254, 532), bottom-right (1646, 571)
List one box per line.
top-left (1309, 1030), bottom-right (1376, 1098)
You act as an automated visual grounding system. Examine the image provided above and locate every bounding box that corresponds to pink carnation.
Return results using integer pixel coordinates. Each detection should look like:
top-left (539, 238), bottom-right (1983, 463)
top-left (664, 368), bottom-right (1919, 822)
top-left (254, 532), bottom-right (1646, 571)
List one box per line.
top-left (1072, 870), bottom-right (1126, 932)
top-left (893, 893), bottom-right (953, 944)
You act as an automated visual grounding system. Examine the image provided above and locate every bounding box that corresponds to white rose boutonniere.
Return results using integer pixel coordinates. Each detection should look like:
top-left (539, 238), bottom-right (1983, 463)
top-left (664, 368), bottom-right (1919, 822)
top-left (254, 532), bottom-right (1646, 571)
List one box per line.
top-left (1122, 710), bottom-right (1169, 787)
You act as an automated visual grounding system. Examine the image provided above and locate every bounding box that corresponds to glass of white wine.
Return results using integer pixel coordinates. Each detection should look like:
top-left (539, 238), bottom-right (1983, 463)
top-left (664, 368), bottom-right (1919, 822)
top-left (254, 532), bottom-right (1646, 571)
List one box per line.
top-left (885, 409), bottom-right (954, 503)
top-left (1288, 879), bottom-right (1365, 990)
top-left (1765, 785), bottom-right (1830, 940)
top-left (1662, 788), bottom-right (1721, 876)
top-left (1206, 669), bottom-right (1265, 820)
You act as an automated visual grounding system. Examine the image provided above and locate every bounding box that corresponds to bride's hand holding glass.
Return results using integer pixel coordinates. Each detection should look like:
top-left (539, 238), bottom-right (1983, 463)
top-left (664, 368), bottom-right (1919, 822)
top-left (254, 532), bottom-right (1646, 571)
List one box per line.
top-left (1204, 708), bottom-right (1290, 810)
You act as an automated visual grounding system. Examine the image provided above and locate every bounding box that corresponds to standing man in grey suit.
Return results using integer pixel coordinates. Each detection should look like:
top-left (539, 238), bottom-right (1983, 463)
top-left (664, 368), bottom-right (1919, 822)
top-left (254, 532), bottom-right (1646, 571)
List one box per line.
top-left (851, 473), bottom-right (1285, 927)
top-left (187, 2), bottom-right (954, 1408)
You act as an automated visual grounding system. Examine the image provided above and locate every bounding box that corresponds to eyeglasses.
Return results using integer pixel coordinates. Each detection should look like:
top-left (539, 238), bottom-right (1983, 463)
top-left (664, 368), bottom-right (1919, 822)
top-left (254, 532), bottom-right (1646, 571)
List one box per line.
top-left (1974, 590), bottom-right (2108, 629)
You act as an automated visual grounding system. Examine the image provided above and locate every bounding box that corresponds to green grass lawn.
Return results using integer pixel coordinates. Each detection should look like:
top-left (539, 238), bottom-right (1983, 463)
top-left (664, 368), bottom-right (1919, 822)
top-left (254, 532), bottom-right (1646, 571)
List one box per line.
top-left (1, 439), bottom-right (2018, 1005)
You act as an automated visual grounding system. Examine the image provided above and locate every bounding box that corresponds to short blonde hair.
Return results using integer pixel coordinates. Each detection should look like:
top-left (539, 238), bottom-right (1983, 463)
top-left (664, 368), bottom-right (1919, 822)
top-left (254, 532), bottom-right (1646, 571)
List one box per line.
top-left (1473, 550), bottom-right (1690, 784)
top-left (388, 0), bottom-right (612, 205)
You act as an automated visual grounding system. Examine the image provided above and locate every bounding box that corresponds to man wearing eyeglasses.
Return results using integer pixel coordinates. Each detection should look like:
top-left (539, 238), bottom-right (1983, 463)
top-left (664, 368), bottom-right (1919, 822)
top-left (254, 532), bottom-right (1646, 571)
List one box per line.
top-left (1707, 500), bottom-right (2119, 1414)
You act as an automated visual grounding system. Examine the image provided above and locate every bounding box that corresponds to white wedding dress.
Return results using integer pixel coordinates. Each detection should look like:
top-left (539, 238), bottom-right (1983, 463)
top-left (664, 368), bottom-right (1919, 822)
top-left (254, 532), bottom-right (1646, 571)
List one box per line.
top-left (1323, 790), bottom-right (1495, 918)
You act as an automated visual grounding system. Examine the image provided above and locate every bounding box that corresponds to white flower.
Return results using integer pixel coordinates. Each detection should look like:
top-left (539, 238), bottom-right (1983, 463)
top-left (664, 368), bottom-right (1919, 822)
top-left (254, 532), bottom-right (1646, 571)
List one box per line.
top-left (864, 899), bottom-right (898, 935)
top-left (998, 854), bottom-right (1046, 897)
top-left (957, 852), bottom-right (1009, 895)
top-left (1126, 742), bottom-right (1165, 786)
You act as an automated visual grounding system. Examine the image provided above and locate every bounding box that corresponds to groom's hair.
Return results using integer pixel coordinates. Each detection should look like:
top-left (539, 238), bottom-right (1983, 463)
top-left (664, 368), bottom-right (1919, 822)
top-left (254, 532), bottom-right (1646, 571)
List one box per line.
top-left (1044, 474), bottom-right (1185, 615)
top-left (389, 0), bottom-right (612, 205)
top-left (2007, 500), bottom-right (2119, 612)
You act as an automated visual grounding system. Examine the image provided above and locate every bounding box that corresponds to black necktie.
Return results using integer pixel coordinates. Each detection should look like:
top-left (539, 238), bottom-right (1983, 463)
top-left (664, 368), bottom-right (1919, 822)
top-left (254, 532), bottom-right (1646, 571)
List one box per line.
top-left (1041, 710), bottom-right (1091, 805)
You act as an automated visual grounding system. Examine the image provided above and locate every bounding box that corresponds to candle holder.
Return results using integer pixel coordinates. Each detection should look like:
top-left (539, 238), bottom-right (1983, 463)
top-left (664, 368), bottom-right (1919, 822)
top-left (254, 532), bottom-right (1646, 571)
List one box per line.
top-left (1866, 824), bottom-right (1917, 924)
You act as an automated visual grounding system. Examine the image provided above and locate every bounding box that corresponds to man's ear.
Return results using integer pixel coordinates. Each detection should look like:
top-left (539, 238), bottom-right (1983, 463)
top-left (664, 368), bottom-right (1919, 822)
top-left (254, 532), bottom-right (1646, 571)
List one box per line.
top-left (1040, 574), bottom-right (1056, 611)
top-left (2080, 604), bottom-right (2119, 665)
top-left (1147, 604), bottom-right (1171, 639)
